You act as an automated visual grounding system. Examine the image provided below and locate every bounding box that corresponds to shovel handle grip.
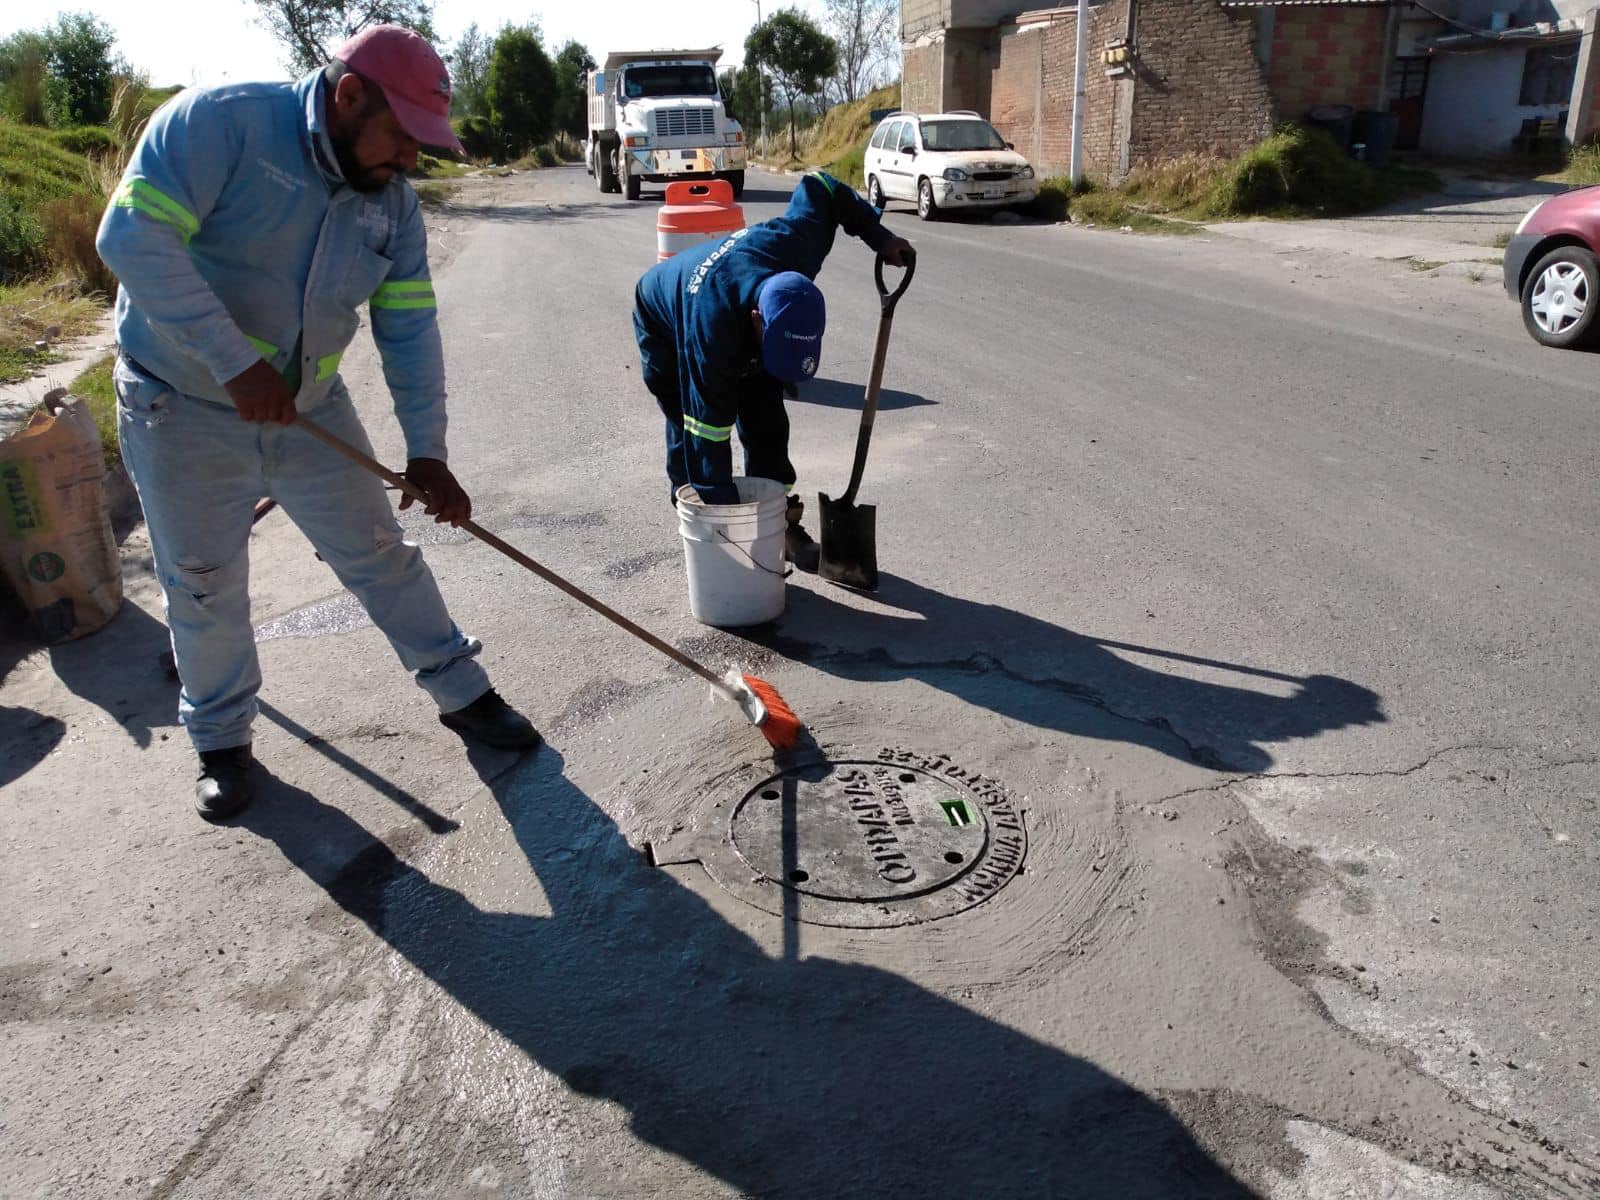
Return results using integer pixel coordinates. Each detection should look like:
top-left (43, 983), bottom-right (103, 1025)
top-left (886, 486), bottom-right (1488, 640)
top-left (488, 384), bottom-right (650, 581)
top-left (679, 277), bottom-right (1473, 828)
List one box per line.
top-left (874, 251), bottom-right (915, 316)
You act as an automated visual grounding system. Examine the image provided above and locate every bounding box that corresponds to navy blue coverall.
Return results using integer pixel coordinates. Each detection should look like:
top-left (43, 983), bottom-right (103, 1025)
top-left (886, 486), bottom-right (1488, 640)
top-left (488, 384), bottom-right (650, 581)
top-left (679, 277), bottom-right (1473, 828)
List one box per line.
top-left (633, 173), bottom-right (895, 505)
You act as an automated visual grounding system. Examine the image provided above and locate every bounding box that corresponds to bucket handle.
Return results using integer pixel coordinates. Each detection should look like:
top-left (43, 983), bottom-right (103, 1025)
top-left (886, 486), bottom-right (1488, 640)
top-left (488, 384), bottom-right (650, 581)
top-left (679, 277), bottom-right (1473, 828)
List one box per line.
top-left (715, 529), bottom-right (793, 578)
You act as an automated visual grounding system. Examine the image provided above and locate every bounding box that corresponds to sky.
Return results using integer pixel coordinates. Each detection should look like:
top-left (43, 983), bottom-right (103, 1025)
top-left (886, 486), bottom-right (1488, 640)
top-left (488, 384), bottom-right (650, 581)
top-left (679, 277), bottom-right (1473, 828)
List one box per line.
top-left (0, 0), bottom-right (831, 87)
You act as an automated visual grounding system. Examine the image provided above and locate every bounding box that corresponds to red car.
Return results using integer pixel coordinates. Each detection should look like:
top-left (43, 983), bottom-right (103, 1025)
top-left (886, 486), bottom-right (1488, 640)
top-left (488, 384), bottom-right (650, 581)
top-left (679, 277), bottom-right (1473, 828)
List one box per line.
top-left (1504, 186), bottom-right (1600, 348)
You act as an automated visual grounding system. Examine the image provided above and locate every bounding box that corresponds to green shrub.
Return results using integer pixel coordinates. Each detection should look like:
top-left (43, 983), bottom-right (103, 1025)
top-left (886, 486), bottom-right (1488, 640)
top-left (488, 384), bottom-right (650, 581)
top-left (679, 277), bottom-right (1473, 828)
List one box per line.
top-left (1024, 176), bottom-right (1074, 222)
top-left (1207, 124), bottom-right (1392, 217)
top-left (456, 114), bottom-right (496, 161)
top-left (51, 124), bottom-right (115, 156)
top-left (828, 140), bottom-right (866, 189)
top-left (39, 192), bottom-right (113, 294)
top-left (0, 195), bottom-right (46, 282)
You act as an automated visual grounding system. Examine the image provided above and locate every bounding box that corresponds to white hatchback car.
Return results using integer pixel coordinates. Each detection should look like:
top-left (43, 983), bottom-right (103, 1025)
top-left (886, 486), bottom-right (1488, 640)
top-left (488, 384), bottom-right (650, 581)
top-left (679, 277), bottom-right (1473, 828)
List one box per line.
top-left (863, 111), bottom-right (1038, 220)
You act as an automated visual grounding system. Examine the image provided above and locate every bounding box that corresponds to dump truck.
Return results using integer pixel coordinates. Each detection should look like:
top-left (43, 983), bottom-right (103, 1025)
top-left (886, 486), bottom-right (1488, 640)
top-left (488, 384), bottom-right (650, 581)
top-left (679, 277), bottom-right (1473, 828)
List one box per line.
top-left (585, 49), bottom-right (747, 201)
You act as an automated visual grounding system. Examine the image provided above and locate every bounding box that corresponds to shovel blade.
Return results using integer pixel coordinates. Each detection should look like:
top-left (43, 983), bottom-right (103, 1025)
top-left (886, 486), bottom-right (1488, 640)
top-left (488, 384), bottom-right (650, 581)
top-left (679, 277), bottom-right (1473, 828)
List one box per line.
top-left (817, 492), bottom-right (879, 591)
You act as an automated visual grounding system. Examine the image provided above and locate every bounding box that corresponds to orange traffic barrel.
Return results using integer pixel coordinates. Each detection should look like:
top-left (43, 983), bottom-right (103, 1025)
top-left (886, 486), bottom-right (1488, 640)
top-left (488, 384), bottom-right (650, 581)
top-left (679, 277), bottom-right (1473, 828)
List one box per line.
top-left (657, 180), bottom-right (745, 262)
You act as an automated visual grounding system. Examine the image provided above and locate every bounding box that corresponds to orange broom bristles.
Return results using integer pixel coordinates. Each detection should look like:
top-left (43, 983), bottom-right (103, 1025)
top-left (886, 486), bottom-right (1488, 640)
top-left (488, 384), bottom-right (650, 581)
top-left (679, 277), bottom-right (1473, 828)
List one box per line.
top-left (742, 674), bottom-right (804, 751)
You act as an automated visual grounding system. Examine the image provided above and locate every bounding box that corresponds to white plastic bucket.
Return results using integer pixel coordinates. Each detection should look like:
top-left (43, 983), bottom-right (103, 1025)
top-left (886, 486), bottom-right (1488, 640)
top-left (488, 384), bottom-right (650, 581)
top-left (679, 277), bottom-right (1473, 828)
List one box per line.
top-left (675, 477), bottom-right (789, 627)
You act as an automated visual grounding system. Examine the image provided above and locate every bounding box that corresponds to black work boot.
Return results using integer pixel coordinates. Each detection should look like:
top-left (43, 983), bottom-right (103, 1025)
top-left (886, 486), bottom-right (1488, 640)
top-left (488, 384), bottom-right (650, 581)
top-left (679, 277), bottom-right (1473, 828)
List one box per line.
top-left (785, 496), bottom-right (820, 573)
top-left (439, 688), bottom-right (542, 751)
top-left (196, 746), bottom-right (255, 822)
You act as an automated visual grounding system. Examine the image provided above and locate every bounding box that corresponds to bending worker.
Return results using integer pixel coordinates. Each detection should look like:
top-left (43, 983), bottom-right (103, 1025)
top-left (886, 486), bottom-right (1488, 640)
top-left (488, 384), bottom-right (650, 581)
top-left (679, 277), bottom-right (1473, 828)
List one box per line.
top-left (632, 172), bottom-right (914, 571)
top-left (97, 25), bottom-right (540, 822)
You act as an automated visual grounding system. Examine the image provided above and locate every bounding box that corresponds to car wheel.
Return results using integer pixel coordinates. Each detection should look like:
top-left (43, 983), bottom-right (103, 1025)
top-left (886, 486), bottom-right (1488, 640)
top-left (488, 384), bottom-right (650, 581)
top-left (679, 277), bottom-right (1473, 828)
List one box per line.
top-left (917, 178), bottom-right (938, 221)
top-left (867, 175), bottom-right (884, 209)
top-left (1522, 245), bottom-right (1600, 349)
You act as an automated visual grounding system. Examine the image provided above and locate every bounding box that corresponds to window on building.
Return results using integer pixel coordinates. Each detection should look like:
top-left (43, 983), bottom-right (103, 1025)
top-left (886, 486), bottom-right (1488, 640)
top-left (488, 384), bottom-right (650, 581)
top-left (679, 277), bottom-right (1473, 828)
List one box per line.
top-left (1520, 47), bottom-right (1577, 107)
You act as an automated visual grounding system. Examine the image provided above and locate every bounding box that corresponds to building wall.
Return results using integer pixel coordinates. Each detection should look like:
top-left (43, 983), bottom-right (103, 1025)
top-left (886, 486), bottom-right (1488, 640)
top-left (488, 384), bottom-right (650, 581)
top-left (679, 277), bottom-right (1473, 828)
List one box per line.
top-left (1420, 47), bottom-right (1569, 156)
top-left (985, 0), bottom-right (1275, 179)
top-left (902, 0), bottom-right (948, 40)
top-left (945, 27), bottom-right (994, 114)
top-left (1128, 0), bottom-right (1276, 165)
top-left (902, 39), bottom-right (945, 114)
top-left (988, 2), bottom-right (1128, 178)
top-left (1265, 7), bottom-right (1390, 119)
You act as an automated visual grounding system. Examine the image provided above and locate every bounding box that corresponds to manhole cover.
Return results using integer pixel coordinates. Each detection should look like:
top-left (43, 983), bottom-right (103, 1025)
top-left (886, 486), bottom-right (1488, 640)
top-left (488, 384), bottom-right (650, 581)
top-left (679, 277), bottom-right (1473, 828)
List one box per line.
top-left (677, 748), bottom-right (1029, 928)
top-left (731, 761), bottom-right (990, 901)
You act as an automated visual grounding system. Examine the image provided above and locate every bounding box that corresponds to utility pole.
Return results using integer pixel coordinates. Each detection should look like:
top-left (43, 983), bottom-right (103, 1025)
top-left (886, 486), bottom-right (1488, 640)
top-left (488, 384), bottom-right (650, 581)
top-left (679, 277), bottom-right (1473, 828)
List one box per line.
top-left (751, 0), bottom-right (768, 160)
top-left (1070, 0), bottom-right (1089, 185)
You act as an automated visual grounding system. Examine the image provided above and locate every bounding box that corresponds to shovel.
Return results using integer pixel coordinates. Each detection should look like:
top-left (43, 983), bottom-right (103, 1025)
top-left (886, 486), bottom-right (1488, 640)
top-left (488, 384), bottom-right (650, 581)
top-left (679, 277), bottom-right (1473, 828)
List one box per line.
top-left (818, 251), bottom-right (915, 590)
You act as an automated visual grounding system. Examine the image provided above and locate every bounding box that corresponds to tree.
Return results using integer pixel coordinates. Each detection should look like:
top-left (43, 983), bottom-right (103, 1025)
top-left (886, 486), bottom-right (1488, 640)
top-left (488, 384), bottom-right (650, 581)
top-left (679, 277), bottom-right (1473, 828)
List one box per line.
top-left (719, 64), bottom-right (771, 139)
top-left (249, 0), bottom-right (437, 74)
top-left (746, 10), bottom-right (838, 160)
top-left (822, 0), bottom-right (895, 105)
top-left (44, 13), bottom-right (117, 127)
top-left (450, 22), bottom-right (490, 117)
top-left (0, 31), bottom-right (51, 125)
top-left (550, 40), bottom-right (595, 142)
top-left (486, 24), bottom-right (555, 159)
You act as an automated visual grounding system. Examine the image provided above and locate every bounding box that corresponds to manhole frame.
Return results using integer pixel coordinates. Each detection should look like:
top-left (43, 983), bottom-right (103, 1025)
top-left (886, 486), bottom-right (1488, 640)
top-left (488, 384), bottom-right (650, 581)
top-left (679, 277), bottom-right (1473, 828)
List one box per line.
top-left (657, 744), bottom-right (1030, 929)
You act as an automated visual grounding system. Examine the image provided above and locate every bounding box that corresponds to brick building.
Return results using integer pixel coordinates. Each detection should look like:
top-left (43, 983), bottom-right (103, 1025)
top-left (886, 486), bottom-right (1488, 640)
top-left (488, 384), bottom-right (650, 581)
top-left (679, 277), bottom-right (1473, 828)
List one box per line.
top-left (900, 0), bottom-right (1401, 179)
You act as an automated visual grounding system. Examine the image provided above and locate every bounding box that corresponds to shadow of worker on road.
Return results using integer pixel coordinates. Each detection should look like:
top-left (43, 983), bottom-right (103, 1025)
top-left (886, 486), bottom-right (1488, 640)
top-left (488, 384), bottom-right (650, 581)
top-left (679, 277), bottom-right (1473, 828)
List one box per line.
top-left (753, 574), bottom-right (1385, 773)
top-left (242, 746), bottom-right (1260, 1199)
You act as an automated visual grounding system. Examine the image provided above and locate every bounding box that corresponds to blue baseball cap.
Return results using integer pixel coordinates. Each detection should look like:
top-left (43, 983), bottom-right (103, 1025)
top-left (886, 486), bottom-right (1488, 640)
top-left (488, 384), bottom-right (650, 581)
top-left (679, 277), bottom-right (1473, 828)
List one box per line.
top-left (757, 272), bottom-right (826, 383)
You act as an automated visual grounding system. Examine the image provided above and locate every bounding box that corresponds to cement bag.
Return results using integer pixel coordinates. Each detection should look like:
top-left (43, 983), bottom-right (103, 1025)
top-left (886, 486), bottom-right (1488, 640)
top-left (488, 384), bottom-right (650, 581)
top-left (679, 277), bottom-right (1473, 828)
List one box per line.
top-left (0, 388), bottom-right (123, 642)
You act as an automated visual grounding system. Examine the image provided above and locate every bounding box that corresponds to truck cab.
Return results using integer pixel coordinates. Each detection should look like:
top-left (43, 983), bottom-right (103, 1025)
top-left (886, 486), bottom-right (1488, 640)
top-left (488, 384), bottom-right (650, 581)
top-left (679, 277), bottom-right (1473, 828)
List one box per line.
top-left (586, 49), bottom-right (747, 200)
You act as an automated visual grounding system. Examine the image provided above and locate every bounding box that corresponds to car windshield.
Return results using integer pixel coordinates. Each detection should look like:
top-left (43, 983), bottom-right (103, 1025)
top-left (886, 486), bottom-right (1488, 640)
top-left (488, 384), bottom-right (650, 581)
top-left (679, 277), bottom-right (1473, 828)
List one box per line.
top-left (921, 119), bottom-right (1007, 152)
top-left (623, 65), bottom-right (719, 99)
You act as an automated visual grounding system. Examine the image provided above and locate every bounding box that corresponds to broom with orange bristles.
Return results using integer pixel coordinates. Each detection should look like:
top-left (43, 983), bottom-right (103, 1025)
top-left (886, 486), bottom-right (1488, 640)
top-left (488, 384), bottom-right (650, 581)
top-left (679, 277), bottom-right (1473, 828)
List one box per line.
top-left (292, 415), bottom-right (804, 751)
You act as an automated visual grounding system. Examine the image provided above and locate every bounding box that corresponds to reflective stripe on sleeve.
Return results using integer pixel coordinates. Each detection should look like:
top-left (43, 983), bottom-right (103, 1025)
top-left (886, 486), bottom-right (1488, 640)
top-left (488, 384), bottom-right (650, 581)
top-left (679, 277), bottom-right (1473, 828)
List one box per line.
top-left (113, 178), bottom-right (200, 243)
top-left (371, 279), bottom-right (437, 310)
top-left (315, 350), bottom-right (343, 381)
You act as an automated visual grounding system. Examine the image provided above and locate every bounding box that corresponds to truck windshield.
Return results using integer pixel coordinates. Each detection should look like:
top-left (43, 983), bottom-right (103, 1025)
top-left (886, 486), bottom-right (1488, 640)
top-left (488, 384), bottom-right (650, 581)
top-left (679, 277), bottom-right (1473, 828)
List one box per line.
top-left (623, 65), bottom-right (719, 99)
top-left (921, 120), bottom-right (1008, 151)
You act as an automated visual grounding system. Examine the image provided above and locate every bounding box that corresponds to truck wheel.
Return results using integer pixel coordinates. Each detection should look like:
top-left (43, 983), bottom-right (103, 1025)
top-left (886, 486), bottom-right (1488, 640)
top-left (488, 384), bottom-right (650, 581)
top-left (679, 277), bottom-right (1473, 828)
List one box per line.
top-left (724, 170), bottom-right (745, 198)
top-left (624, 164), bottom-right (641, 201)
top-left (597, 144), bottom-right (617, 193)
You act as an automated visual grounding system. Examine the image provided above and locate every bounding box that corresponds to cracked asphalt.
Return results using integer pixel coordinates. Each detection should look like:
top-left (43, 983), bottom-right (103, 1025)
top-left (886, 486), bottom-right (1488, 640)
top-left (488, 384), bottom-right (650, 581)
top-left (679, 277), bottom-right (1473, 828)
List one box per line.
top-left (1, 167), bottom-right (1597, 1198)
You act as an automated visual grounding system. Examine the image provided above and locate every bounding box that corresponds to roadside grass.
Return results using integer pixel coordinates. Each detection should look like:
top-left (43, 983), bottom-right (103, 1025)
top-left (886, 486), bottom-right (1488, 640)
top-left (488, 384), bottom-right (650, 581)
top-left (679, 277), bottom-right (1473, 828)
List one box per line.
top-left (510, 133), bottom-right (584, 171)
top-left (1050, 126), bottom-right (1440, 234)
top-left (1489, 231), bottom-right (1514, 248)
top-left (1553, 142), bottom-right (1600, 185)
top-left (412, 181), bottom-right (458, 206)
top-left (812, 84), bottom-right (899, 187)
top-left (0, 278), bottom-right (104, 383)
top-left (1409, 258), bottom-right (1445, 272)
top-left (67, 352), bottom-right (118, 464)
top-left (415, 152), bottom-right (471, 178)
top-left (1, 117), bottom-right (99, 281)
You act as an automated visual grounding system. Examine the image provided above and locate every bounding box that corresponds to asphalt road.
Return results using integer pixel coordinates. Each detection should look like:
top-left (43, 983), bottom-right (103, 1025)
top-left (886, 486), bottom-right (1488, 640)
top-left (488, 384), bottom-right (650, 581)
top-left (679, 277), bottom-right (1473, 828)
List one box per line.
top-left (2, 165), bottom-right (1597, 1198)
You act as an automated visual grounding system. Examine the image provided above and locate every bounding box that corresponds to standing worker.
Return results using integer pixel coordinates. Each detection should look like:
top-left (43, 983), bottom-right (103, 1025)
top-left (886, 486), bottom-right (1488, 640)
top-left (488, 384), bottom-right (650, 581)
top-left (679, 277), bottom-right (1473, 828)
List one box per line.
top-left (633, 172), bottom-right (914, 571)
top-left (97, 26), bottom-right (540, 822)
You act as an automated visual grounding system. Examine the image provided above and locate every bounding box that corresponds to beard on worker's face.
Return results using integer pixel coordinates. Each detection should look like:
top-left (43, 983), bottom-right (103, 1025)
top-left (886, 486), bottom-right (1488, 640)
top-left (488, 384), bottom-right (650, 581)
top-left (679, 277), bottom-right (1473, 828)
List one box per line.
top-left (330, 128), bottom-right (400, 194)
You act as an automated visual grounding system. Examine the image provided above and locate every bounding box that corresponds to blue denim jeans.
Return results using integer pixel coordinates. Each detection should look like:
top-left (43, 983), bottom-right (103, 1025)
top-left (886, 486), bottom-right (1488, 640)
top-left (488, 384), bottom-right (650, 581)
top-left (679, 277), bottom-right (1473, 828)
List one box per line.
top-left (115, 355), bottom-right (490, 752)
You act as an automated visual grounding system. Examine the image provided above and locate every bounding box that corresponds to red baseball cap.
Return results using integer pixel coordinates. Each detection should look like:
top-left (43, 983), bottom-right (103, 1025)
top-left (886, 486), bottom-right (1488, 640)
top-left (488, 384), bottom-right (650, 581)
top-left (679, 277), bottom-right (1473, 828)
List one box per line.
top-left (333, 24), bottom-right (463, 154)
